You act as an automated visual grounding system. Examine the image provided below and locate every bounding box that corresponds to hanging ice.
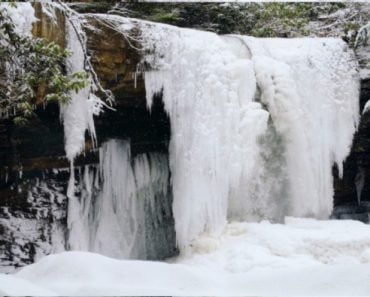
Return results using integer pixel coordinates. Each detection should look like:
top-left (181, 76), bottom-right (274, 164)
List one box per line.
top-left (137, 21), bottom-right (270, 251)
top-left (61, 23), bottom-right (98, 163)
top-left (241, 37), bottom-right (359, 218)
top-left (130, 20), bottom-right (359, 250)
top-left (59, 15), bottom-right (359, 254)
top-left (67, 139), bottom-right (172, 259)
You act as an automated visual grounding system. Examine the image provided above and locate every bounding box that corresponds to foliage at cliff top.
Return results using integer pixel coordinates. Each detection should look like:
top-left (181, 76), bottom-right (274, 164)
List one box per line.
top-left (105, 2), bottom-right (347, 37)
top-left (0, 4), bottom-right (87, 125)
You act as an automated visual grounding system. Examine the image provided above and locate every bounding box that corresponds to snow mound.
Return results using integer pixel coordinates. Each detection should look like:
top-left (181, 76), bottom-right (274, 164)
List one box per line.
top-left (2, 218), bottom-right (370, 296)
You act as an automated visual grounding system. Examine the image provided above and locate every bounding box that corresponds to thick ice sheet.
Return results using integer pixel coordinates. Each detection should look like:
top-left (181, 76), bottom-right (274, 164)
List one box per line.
top-left (3, 218), bottom-right (370, 296)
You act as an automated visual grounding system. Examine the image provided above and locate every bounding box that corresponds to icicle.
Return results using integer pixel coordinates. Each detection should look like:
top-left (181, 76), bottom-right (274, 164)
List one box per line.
top-left (61, 22), bottom-right (97, 162)
top-left (134, 67), bottom-right (138, 89)
top-left (66, 161), bottom-right (75, 199)
top-left (18, 166), bottom-right (23, 179)
top-left (355, 167), bottom-right (365, 205)
top-left (363, 100), bottom-right (370, 114)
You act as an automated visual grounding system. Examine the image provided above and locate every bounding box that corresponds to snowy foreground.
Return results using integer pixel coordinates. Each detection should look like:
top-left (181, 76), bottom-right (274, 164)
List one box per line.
top-left (1, 218), bottom-right (370, 296)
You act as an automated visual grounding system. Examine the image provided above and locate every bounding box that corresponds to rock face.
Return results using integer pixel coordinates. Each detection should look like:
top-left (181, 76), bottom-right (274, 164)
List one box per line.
top-left (332, 42), bottom-right (370, 222)
top-left (0, 4), bottom-right (176, 272)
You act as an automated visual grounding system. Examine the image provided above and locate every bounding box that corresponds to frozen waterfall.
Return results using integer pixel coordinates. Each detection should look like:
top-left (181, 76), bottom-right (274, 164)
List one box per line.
top-left (133, 19), bottom-right (359, 250)
top-left (63, 15), bottom-right (359, 254)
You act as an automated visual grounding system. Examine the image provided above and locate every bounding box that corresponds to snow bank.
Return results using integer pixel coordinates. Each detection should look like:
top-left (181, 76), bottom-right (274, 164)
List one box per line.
top-left (0, 274), bottom-right (56, 296)
top-left (2, 218), bottom-right (370, 296)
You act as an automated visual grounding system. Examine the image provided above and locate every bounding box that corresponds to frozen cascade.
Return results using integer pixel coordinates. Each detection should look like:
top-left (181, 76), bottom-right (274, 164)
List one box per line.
top-left (138, 21), bottom-right (270, 251)
top-left (125, 19), bottom-right (361, 250)
top-left (241, 37), bottom-right (359, 218)
top-left (67, 139), bottom-right (171, 259)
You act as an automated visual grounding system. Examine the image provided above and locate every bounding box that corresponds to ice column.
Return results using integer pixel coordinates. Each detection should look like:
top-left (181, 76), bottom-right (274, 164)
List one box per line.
top-left (242, 37), bottom-right (359, 218)
top-left (140, 23), bottom-right (269, 250)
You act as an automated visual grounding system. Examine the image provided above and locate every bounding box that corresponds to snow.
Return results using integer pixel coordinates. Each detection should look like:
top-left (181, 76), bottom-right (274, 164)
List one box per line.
top-left (0, 274), bottom-right (56, 296)
top-left (2, 218), bottom-right (370, 296)
top-left (1, 3), bottom-right (36, 37)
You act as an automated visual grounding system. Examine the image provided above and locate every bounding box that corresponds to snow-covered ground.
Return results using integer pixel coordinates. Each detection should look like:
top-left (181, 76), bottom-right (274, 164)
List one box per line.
top-left (2, 217), bottom-right (370, 296)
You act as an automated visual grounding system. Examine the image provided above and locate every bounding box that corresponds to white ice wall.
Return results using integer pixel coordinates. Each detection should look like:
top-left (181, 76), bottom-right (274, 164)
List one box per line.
top-left (138, 22), bottom-right (270, 251)
top-left (130, 19), bottom-right (359, 251)
top-left (61, 15), bottom-right (359, 254)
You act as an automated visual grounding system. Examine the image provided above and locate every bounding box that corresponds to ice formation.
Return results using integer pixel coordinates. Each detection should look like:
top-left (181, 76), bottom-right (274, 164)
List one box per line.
top-left (241, 37), bottom-right (359, 218)
top-left (60, 23), bottom-right (99, 163)
top-left (364, 100), bottom-right (370, 114)
top-left (138, 23), bottom-right (270, 250)
top-left (10, 9), bottom-right (358, 255)
top-left (0, 7), bottom-right (365, 285)
top-left (67, 139), bottom-right (171, 259)
top-left (125, 19), bottom-right (360, 250)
